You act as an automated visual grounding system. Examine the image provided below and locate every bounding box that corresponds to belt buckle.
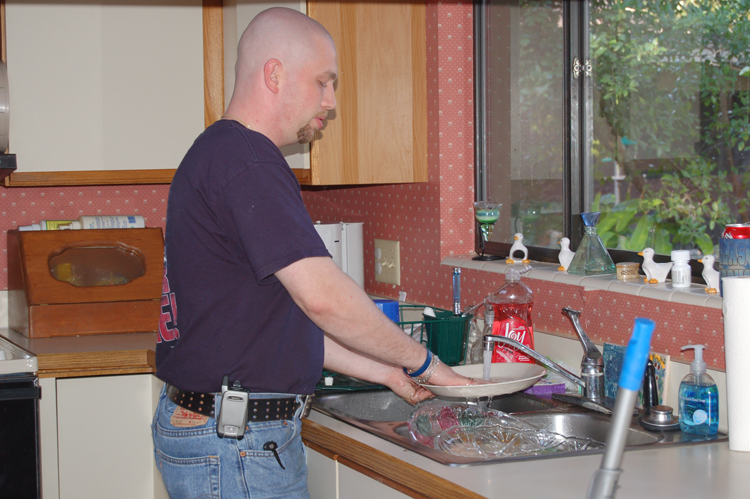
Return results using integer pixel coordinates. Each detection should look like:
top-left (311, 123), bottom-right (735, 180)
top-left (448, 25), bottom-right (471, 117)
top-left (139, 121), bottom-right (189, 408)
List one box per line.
top-left (300, 394), bottom-right (314, 419)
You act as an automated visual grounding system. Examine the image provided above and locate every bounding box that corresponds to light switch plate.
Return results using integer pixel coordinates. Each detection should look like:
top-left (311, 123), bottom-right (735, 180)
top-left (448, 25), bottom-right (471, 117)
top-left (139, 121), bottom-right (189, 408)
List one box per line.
top-left (374, 239), bottom-right (400, 286)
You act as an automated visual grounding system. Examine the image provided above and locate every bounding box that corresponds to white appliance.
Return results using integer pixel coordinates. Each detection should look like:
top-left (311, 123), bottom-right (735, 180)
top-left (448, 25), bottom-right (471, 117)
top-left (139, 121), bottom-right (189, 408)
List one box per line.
top-left (313, 222), bottom-right (365, 288)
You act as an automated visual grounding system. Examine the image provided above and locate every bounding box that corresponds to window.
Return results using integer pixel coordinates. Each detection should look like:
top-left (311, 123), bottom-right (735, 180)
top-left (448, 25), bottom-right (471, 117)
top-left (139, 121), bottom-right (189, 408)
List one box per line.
top-left (475, 0), bottom-right (750, 266)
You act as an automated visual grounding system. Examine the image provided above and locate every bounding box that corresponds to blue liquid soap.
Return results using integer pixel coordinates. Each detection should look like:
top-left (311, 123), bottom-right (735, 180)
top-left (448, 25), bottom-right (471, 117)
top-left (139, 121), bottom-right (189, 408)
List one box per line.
top-left (678, 344), bottom-right (719, 436)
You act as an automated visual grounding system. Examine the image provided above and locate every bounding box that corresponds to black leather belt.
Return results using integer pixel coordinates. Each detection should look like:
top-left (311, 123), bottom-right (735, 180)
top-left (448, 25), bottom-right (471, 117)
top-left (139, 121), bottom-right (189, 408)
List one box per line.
top-left (165, 384), bottom-right (307, 421)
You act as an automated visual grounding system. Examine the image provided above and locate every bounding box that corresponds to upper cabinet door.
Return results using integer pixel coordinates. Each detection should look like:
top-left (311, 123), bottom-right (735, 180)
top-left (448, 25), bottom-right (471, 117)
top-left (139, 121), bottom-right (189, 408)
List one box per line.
top-left (2, 0), bottom-right (207, 186)
top-left (302, 0), bottom-right (427, 185)
top-left (1, 0), bottom-right (426, 187)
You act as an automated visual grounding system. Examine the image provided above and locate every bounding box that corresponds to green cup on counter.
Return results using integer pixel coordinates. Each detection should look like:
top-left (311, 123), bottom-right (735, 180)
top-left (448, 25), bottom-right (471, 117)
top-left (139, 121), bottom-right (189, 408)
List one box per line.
top-left (422, 308), bottom-right (471, 366)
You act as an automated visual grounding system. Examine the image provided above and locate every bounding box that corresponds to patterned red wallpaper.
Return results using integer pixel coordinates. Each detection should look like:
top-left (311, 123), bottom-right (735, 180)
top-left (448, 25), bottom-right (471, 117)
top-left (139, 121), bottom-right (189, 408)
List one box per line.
top-left (0, 1), bottom-right (725, 369)
top-left (301, 1), bottom-right (726, 370)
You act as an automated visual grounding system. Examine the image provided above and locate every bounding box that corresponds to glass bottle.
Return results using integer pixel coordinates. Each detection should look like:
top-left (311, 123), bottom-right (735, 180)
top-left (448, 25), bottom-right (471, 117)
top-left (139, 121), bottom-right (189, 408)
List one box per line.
top-left (469, 308), bottom-right (494, 364)
top-left (463, 315), bottom-right (480, 364)
top-left (567, 212), bottom-right (616, 275)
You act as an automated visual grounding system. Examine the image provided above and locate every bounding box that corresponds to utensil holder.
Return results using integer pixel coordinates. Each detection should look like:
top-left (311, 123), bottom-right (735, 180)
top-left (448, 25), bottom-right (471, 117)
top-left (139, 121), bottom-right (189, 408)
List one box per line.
top-left (396, 305), bottom-right (471, 366)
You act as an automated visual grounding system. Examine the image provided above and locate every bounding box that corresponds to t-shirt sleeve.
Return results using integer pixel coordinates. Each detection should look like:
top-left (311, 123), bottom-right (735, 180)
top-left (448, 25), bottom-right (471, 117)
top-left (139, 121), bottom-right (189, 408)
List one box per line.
top-left (220, 163), bottom-right (330, 283)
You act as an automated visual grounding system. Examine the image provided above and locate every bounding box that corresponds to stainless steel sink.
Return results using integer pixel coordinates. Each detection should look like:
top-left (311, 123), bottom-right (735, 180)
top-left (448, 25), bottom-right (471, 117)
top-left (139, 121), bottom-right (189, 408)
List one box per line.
top-left (312, 389), bottom-right (727, 466)
top-left (518, 412), bottom-right (659, 446)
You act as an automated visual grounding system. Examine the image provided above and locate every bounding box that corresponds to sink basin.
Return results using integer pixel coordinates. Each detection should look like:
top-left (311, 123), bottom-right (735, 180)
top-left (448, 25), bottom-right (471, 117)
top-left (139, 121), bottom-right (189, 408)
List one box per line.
top-left (519, 412), bottom-right (659, 446)
top-left (313, 389), bottom-right (556, 422)
top-left (312, 389), bottom-right (726, 466)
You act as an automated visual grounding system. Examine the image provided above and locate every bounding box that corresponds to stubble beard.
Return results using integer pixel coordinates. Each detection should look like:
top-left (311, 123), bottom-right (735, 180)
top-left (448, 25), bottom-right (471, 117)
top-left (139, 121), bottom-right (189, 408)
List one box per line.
top-left (297, 125), bottom-right (315, 144)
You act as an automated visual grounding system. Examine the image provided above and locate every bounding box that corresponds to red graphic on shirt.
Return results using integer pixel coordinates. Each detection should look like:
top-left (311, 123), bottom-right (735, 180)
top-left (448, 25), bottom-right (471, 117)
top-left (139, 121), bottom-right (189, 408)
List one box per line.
top-left (158, 264), bottom-right (179, 343)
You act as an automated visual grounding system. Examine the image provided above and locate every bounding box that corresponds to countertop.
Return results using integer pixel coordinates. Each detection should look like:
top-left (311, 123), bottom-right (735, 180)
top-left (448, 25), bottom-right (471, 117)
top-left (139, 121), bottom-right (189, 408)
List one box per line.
top-left (0, 328), bottom-right (156, 378)
top-left (304, 410), bottom-right (750, 499)
top-left (4, 326), bottom-right (746, 498)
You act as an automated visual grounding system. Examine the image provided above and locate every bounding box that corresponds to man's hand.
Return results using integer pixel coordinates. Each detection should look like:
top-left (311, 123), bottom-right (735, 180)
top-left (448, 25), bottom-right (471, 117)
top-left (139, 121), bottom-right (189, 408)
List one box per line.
top-left (386, 363), bottom-right (490, 404)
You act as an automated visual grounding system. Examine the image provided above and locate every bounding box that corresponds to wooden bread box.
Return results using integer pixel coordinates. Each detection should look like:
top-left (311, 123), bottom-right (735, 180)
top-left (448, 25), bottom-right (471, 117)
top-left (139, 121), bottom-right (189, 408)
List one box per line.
top-left (8, 228), bottom-right (163, 338)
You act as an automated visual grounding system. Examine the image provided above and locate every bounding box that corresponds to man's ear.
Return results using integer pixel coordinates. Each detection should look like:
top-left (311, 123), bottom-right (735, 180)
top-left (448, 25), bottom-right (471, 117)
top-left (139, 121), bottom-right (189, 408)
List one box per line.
top-left (264, 59), bottom-right (282, 94)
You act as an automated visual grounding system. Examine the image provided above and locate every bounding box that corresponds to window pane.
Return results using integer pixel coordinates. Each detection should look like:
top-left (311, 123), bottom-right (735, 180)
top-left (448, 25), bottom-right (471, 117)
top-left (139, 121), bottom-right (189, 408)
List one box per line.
top-left (590, 0), bottom-right (750, 258)
top-left (484, 0), bottom-right (565, 249)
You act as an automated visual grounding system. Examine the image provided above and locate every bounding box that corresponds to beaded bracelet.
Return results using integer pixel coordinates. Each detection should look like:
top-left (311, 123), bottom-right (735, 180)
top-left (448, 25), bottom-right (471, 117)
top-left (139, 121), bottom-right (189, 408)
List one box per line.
top-left (414, 355), bottom-right (440, 385)
top-left (403, 349), bottom-right (433, 378)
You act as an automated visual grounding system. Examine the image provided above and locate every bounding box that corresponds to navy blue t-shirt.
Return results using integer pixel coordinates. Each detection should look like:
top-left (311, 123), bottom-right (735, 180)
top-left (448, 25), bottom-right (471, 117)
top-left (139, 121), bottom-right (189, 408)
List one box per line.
top-left (155, 119), bottom-right (330, 394)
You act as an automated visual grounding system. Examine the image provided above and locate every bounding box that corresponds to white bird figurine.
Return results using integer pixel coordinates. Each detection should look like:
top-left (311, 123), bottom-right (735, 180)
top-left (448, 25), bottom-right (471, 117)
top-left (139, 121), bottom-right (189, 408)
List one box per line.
top-left (506, 233), bottom-right (530, 264)
top-left (558, 237), bottom-right (575, 271)
top-left (638, 247), bottom-right (673, 284)
top-left (698, 254), bottom-right (720, 294)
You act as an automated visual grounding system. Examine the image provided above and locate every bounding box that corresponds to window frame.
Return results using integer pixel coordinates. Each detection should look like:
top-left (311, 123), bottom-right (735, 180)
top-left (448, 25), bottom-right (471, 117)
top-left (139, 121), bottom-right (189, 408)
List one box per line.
top-left (474, 0), bottom-right (688, 272)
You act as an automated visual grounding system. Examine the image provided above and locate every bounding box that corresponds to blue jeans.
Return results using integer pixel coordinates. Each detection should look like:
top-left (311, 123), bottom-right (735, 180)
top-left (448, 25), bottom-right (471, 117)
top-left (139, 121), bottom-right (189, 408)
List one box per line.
top-left (152, 386), bottom-right (310, 499)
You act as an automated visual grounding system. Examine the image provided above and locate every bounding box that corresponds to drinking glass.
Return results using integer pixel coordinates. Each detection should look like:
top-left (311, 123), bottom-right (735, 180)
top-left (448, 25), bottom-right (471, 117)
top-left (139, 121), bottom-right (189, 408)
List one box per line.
top-left (473, 202), bottom-right (503, 261)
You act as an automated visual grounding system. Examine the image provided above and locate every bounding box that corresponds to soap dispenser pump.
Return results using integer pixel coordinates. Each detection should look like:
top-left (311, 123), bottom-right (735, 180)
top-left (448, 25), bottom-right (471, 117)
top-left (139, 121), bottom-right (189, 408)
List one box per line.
top-left (678, 344), bottom-right (718, 435)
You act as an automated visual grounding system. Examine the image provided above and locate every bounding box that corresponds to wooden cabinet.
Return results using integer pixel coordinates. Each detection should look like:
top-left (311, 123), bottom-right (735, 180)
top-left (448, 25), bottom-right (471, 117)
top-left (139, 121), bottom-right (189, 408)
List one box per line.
top-left (1, 0), bottom-right (425, 187)
top-left (8, 228), bottom-right (164, 338)
top-left (300, 1), bottom-right (427, 185)
top-left (221, 0), bottom-right (428, 186)
top-left (1, 0), bottom-right (210, 187)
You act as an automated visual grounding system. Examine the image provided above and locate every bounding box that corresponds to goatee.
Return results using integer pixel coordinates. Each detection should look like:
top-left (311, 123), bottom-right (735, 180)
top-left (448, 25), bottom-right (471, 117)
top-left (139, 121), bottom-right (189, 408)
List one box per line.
top-left (297, 125), bottom-right (315, 144)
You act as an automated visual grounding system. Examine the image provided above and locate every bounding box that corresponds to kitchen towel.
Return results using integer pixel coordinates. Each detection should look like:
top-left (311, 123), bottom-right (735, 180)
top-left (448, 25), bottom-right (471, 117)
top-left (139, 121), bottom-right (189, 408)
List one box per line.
top-left (722, 275), bottom-right (750, 452)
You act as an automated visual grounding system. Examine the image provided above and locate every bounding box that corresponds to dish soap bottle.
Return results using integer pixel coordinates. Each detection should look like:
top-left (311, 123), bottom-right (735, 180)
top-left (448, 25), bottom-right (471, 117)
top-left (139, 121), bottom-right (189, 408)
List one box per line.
top-left (485, 267), bottom-right (534, 363)
top-left (678, 344), bottom-right (718, 435)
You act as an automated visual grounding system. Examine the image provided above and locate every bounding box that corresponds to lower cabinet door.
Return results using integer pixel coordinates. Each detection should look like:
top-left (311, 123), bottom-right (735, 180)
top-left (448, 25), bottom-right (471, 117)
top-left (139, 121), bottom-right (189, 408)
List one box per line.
top-left (306, 445), bottom-right (410, 499)
top-left (55, 374), bottom-right (166, 499)
top-left (307, 447), bottom-right (338, 498)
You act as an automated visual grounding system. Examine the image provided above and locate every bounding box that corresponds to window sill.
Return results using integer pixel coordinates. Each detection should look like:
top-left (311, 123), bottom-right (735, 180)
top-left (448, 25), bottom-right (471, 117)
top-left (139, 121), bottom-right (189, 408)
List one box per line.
top-left (441, 255), bottom-right (722, 310)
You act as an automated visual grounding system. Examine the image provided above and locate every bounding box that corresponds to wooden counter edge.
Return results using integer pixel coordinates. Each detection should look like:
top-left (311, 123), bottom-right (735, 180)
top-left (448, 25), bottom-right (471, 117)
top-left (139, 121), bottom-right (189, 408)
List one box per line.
top-left (37, 348), bottom-right (155, 378)
top-left (301, 419), bottom-right (484, 499)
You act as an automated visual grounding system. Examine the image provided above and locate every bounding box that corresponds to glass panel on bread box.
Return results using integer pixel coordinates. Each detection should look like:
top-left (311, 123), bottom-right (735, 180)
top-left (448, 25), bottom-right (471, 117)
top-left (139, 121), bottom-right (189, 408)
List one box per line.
top-left (48, 246), bottom-right (146, 287)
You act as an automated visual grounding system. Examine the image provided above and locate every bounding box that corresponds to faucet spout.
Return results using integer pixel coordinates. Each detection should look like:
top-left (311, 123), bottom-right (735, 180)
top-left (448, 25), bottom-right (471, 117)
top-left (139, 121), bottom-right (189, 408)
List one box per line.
top-left (483, 335), bottom-right (584, 389)
top-left (483, 307), bottom-right (613, 414)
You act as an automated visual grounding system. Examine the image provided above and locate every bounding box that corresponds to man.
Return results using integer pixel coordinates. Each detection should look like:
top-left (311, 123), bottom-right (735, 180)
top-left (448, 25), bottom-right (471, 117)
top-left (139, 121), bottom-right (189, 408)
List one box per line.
top-left (153, 7), bottom-right (471, 498)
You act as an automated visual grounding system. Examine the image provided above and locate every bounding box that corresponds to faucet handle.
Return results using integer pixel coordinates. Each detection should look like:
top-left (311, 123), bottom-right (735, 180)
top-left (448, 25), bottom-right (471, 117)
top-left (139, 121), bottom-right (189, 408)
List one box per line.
top-left (562, 307), bottom-right (581, 317)
top-left (562, 307), bottom-right (603, 364)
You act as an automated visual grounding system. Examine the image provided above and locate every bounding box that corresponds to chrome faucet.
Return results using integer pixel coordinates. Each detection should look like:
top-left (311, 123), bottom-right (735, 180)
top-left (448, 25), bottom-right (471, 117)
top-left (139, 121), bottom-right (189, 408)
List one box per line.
top-left (483, 307), bottom-right (619, 415)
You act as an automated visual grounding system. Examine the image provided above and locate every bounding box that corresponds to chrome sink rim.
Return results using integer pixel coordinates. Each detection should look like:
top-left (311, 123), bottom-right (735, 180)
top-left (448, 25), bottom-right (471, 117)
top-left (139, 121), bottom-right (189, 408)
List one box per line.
top-left (312, 390), bottom-right (727, 467)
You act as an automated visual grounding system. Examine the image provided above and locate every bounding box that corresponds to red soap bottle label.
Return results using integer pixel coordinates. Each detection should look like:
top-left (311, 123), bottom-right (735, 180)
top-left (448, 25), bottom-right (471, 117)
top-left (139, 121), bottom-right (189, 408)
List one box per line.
top-left (491, 303), bottom-right (534, 363)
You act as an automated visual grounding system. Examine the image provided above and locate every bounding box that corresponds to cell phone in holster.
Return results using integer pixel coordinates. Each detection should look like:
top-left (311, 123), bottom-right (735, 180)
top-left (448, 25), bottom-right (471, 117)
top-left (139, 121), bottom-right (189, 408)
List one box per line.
top-left (216, 375), bottom-right (249, 439)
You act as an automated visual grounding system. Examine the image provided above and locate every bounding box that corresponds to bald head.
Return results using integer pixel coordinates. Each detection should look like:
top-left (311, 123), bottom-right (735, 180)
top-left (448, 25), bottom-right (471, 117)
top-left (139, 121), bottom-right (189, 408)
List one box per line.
top-left (226, 7), bottom-right (337, 147)
top-left (234, 8), bottom-right (333, 95)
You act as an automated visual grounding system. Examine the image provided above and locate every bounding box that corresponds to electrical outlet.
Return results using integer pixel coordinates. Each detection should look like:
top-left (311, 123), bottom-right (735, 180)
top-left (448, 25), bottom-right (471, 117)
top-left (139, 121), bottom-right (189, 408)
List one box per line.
top-left (374, 239), bottom-right (401, 286)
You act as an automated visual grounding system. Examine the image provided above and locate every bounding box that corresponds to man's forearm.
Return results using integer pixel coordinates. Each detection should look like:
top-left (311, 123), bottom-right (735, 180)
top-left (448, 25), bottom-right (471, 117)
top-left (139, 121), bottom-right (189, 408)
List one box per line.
top-left (276, 257), bottom-right (428, 371)
top-left (322, 335), bottom-right (395, 384)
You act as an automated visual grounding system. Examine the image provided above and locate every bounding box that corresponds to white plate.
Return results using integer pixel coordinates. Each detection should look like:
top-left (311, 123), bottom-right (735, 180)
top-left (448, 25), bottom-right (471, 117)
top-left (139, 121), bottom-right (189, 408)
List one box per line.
top-left (424, 363), bottom-right (546, 398)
